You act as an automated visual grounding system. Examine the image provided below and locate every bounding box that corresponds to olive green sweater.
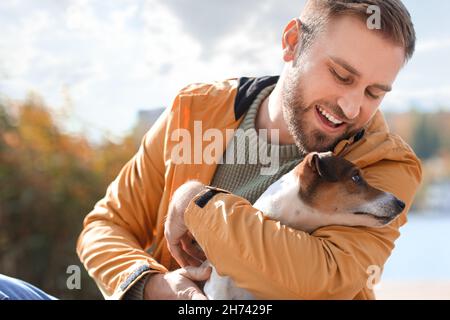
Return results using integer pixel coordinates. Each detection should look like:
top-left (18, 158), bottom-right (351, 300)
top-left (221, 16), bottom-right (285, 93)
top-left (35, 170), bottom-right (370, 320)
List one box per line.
top-left (210, 84), bottom-right (302, 203)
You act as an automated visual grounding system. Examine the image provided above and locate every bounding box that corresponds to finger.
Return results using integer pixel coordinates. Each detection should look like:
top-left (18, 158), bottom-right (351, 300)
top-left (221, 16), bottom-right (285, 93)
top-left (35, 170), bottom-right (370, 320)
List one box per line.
top-left (164, 221), bottom-right (187, 246)
top-left (191, 292), bottom-right (208, 300)
top-left (165, 229), bottom-right (189, 265)
top-left (182, 252), bottom-right (203, 267)
top-left (181, 242), bottom-right (205, 264)
top-left (177, 285), bottom-right (208, 300)
top-left (181, 236), bottom-right (206, 262)
top-left (168, 243), bottom-right (201, 267)
top-left (179, 265), bottom-right (212, 282)
top-left (167, 244), bottom-right (188, 268)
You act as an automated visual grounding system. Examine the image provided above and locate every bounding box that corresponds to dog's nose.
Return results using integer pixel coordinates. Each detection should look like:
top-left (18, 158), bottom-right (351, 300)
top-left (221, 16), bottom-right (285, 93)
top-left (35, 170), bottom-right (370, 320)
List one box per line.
top-left (396, 199), bottom-right (405, 211)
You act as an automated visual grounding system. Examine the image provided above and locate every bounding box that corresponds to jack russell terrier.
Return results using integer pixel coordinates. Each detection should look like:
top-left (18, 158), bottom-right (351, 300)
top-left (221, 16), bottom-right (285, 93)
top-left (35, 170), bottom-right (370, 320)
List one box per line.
top-left (166, 151), bottom-right (406, 300)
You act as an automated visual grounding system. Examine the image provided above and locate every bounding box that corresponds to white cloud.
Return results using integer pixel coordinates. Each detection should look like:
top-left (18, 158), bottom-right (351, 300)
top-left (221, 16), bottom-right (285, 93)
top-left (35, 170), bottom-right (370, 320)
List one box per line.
top-left (0, 9), bottom-right (50, 78)
top-left (65, 0), bottom-right (98, 31)
top-left (417, 38), bottom-right (450, 53)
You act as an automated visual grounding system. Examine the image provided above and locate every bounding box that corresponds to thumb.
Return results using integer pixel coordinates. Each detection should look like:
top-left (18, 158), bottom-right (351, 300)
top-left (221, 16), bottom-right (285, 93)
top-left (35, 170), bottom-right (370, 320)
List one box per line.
top-left (191, 292), bottom-right (208, 300)
top-left (179, 265), bottom-right (212, 282)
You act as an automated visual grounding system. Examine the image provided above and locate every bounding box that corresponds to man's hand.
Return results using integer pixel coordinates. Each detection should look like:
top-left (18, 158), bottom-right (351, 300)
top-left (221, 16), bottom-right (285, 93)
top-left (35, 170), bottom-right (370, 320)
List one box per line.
top-left (165, 180), bottom-right (207, 267)
top-left (144, 265), bottom-right (212, 300)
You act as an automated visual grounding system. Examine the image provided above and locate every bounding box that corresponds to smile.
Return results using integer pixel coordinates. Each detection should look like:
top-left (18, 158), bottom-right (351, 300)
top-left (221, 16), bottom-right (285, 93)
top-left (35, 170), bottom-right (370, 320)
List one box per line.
top-left (315, 105), bottom-right (345, 130)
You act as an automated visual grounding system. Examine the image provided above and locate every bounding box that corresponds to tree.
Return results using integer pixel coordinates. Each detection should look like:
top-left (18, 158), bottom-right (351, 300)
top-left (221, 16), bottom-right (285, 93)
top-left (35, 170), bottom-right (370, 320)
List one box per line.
top-left (0, 95), bottom-right (138, 299)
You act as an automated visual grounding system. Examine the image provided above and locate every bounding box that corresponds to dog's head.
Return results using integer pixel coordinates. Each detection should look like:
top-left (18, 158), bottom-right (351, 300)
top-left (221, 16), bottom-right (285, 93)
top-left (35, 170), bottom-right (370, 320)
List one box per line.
top-left (290, 152), bottom-right (405, 229)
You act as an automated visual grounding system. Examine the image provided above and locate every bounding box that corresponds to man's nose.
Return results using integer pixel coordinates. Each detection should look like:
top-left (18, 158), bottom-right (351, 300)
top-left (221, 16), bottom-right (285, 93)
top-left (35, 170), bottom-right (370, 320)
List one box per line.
top-left (337, 90), bottom-right (363, 120)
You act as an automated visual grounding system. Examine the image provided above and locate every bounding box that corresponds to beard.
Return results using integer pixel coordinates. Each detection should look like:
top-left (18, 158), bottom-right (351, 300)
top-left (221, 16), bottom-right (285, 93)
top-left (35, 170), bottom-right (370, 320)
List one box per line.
top-left (281, 68), bottom-right (360, 154)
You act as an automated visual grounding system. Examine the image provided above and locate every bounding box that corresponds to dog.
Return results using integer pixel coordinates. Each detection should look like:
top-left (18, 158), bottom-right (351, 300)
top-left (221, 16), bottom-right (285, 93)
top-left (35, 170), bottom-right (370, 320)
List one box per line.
top-left (167, 151), bottom-right (406, 299)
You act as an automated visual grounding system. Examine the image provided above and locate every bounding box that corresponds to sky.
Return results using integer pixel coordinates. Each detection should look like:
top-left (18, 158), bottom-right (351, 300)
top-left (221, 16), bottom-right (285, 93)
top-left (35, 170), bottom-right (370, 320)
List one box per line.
top-left (1, 0), bottom-right (450, 140)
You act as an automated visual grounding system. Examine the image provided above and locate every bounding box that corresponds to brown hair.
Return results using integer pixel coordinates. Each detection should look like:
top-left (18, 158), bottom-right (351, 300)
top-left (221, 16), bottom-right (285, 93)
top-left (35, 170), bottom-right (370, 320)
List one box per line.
top-left (299, 0), bottom-right (416, 61)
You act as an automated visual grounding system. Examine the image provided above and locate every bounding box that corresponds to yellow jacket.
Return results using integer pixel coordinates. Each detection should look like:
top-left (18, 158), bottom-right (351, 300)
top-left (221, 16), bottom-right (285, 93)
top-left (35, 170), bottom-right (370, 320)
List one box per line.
top-left (76, 76), bottom-right (422, 300)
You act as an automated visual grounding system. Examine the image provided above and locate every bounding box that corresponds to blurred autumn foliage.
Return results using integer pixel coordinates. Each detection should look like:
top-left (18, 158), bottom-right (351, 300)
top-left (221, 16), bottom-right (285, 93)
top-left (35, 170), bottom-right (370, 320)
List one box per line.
top-left (385, 110), bottom-right (450, 162)
top-left (0, 94), bottom-right (139, 299)
top-left (385, 110), bottom-right (450, 210)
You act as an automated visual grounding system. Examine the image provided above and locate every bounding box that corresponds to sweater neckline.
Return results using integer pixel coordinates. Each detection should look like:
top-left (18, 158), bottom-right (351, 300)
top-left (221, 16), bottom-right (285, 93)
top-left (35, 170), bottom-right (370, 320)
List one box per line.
top-left (240, 84), bottom-right (301, 160)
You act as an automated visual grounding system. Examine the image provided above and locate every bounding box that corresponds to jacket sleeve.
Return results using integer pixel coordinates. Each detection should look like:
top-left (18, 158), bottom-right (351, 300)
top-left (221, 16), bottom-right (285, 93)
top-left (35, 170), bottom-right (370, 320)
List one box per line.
top-left (184, 153), bottom-right (422, 299)
top-left (76, 106), bottom-right (170, 300)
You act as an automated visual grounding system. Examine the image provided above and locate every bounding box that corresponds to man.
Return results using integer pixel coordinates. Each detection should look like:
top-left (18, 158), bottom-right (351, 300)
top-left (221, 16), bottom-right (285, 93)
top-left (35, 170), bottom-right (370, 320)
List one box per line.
top-left (75, 0), bottom-right (421, 300)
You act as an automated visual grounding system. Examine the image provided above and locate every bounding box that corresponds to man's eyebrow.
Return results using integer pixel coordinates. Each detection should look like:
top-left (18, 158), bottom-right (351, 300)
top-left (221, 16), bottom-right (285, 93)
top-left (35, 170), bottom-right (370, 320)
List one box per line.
top-left (329, 56), bottom-right (392, 92)
top-left (329, 56), bottom-right (361, 77)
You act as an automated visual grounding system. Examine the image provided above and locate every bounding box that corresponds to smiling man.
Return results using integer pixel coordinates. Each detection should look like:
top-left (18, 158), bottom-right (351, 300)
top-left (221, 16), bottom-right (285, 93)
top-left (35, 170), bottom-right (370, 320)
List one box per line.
top-left (261, 5), bottom-right (407, 154)
top-left (76, 0), bottom-right (422, 300)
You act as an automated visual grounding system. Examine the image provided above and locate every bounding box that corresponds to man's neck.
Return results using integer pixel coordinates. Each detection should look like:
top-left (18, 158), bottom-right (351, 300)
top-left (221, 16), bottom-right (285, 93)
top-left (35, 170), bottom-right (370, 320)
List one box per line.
top-left (255, 83), bottom-right (295, 145)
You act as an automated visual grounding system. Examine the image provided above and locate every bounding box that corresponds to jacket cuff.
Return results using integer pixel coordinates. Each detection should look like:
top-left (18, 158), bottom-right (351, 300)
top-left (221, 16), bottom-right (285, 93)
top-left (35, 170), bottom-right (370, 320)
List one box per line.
top-left (112, 262), bottom-right (166, 300)
top-left (122, 274), bottom-right (150, 300)
top-left (185, 190), bottom-right (240, 237)
top-left (192, 186), bottom-right (230, 209)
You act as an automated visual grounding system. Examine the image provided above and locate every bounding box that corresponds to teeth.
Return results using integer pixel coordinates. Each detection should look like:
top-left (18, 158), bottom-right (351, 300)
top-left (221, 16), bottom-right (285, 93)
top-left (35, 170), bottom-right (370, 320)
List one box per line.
top-left (318, 106), bottom-right (343, 125)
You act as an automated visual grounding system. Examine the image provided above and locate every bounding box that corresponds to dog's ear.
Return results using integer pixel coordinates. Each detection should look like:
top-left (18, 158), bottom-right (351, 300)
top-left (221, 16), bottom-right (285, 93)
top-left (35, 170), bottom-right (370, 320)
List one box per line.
top-left (309, 152), bottom-right (339, 182)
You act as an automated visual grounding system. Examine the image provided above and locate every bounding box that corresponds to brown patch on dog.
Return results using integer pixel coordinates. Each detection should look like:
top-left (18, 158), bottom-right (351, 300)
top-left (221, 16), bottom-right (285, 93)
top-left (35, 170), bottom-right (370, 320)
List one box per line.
top-left (297, 152), bottom-right (404, 221)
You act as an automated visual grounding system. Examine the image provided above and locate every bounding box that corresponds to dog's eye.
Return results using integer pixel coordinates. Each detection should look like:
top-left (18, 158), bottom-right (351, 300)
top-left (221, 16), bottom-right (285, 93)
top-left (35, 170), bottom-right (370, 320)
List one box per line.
top-left (351, 174), bottom-right (362, 184)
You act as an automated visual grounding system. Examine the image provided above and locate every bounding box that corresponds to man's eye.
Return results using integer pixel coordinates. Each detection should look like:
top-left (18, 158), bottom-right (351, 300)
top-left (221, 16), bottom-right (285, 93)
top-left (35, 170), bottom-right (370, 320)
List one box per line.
top-left (366, 90), bottom-right (380, 100)
top-left (330, 68), bottom-right (352, 84)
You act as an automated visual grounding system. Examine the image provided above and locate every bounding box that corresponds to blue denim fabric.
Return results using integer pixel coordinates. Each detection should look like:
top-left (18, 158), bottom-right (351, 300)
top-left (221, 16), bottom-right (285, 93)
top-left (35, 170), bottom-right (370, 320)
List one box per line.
top-left (0, 274), bottom-right (57, 300)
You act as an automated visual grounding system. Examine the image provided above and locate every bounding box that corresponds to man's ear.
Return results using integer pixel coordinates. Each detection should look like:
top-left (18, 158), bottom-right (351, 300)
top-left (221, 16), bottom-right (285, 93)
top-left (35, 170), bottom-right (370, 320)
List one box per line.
top-left (309, 152), bottom-right (339, 182)
top-left (282, 18), bottom-right (302, 62)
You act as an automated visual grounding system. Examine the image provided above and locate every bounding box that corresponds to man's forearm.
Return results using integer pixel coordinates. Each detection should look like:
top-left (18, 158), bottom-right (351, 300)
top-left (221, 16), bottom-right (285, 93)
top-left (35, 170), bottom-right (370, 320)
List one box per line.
top-left (183, 192), bottom-right (400, 299)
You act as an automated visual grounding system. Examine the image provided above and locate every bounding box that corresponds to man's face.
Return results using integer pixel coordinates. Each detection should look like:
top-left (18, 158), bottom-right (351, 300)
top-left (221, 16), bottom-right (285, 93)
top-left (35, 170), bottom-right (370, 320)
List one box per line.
top-left (282, 16), bottom-right (405, 153)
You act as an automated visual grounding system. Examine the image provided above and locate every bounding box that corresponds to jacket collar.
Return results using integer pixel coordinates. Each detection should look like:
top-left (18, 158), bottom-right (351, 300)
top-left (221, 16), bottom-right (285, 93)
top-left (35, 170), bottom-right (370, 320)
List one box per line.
top-left (234, 76), bottom-right (279, 120)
